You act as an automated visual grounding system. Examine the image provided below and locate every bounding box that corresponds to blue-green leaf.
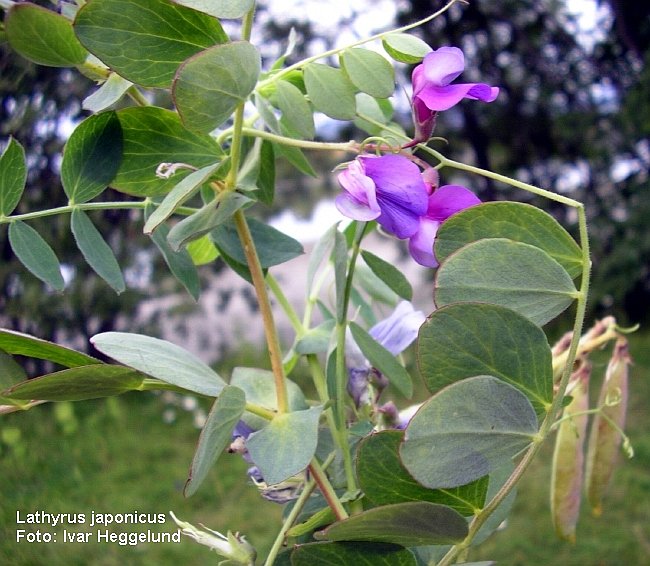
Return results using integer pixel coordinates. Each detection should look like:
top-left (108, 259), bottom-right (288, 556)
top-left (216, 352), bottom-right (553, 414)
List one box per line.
top-left (341, 48), bottom-right (394, 98)
top-left (304, 64), bottom-right (356, 120)
top-left (184, 385), bottom-right (246, 497)
top-left (361, 250), bottom-right (412, 301)
top-left (8, 221), bottom-right (64, 291)
top-left (70, 209), bottom-right (125, 293)
top-left (0, 137), bottom-right (26, 216)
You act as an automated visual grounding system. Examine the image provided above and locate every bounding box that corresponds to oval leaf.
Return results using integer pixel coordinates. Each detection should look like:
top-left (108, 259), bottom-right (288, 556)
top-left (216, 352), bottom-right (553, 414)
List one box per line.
top-left (0, 137), bottom-right (26, 216)
top-left (356, 430), bottom-right (488, 515)
top-left (172, 0), bottom-right (254, 19)
top-left (184, 385), bottom-right (246, 497)
top-left (435, 202), bottom-right (583, 278)
top-left (382, 33), bottom-right (432, 64)
top-left (210, 217), bottom-right (304, 269)
top-left (401, 376), bottom-right (538, 489)
top-left (0, 329), bottom-right (100, 367)
top-left (341, 48), bottom-right (394, 98)
top-left (303, 64), bottom-right (357, 120)
top-left (113, 106), bottom-right (223, 197)
top-left (316, 502), bottom-right (468, 546)
top-left (361, 250), bottom-right (412, 301)
top-left (292, 542), bottom-right (416, 566)
top-left (354, 93), bottom-right (393, 135)
top-left (82, 72), bottom-right (133, 112)
top-left (5, 3), bottom-right (88, 67)
top-left (246, 405), bottom-right (323, 485)
top-left (145, 203), bottom-right (200, 300)
top-left (62, 112), bottom-right (123, 203)
top-left (71, 209), bottom-right (125, 293)
top-left (276, 80), bottom-right (315, 140)
top-left (8, 221), bottom-right (64, 291)
top-left (418, 303), bottom-right (553, 414)
top-left (2, 365), bottom-right (143, 401)
top-left (434, 238), bottom-right (579, 326)
top-left (74, 0), bottom-right (228, 87)
top-left (144, 162), bottom-right (221, 234)
top-left (168, 192), bottom-right (253, 251)
top-left (173, 41), bottom-right (261, 133)
top-left (186, 235), bottom-right (219, 265)
top-left (230, 367), bottom-right (307, 430)
top-left (91, 332), bottom-right (226, 396)
top-left (349, 322), bottom-right (413, 398)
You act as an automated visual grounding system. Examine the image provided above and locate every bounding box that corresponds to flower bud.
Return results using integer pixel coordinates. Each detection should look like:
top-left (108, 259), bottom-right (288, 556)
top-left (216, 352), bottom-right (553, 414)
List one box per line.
top-left (550, 359), bottom-right (590, 542)
top-left (584, 338), bottom-right (631, 516)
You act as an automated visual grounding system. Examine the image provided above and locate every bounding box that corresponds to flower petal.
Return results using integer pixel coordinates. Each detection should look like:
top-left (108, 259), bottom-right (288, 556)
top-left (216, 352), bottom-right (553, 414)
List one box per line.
top-left (416, 82), bottom-right (498, 112)
top-left (335, 193), bottom-right (381, 221)
top-left (426, 185), bottom-right (481, 221)
top-left (408, 217), bottom-right (441, 268)
top-left (422, 46), bottom-right (465, 86)
top-left (369, 301), bottom-right (425, 356)
top-left (335, 159), bottom-right (381, 221)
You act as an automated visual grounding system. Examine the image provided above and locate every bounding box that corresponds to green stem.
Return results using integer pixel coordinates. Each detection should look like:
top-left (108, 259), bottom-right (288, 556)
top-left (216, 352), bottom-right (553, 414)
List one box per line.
top-left (256, 0), bottom-right (462, 90)
top-left (264, 453), bottom-right (336, 566)
top-left (309, 458), bottom-right (349, 521)
top-left (241, 127), bottom-right (356, 152)
top-left (126, 86), bottom-right (150, 107)
top-left (437, 200), bottom-right (591, 566)
top-left (267, 273), bottom-right (304, 336)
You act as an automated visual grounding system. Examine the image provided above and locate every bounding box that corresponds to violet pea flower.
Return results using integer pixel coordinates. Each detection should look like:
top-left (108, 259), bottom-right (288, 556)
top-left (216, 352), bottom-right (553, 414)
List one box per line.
top-left (408, 185), bottom-right (481, 268)
top-left (346, 301), bottom-right (426, 407)
top-left (412, 46), bottom-right (499, 140)
top-left (336, 154), bottom-right (428, 239)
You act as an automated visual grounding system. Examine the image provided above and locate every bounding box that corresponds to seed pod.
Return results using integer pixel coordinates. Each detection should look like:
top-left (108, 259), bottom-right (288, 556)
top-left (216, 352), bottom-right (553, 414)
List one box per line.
top-left (550, 360), bottom-right (590, 542)
top-left (584, 338), bottom-right (631, 516)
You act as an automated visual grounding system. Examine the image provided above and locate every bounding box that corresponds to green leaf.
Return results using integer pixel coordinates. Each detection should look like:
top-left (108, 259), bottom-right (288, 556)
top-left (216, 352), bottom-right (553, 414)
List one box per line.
top-left (0, 329), bottom-right (100, 367)
top-left (276, 80), bottom-right (315, 140)
top-left (2, 365), bottom-right (143, 401)
top-left (70, 209), bottom-right (125, 293)
top-left (273, 136), bottom-right (317, 177)
top-left (356, 430), bottom-right (487, 515)
top-left (341, 49), bottom-right (394, 99)
top-left (307, 223), bottom-right (337, 294)
top-left (246, 405), bottom-right (323, 485)
top-left (74, 0), bottom-right (228, 88)
top-left (0, 350), bottom-right (28, 389)
top-left (0, 137), bottom-right (26, 216)
top-left (5, 3), bottom-right (88, 67)
top-left (171, 0), bottom-right (254, 18)
top-left (61, 112), bottom-right (123, 203)
top-left (434, 238), bottom-right (579, 326)
top-left (295, 320), bottom-right (336, 355)
top-left (168, 192), bottom-right (252, 251)
top-left (184, 385), bottom-right (246, 497)
top-left (291, 542), bottom-right (417, 566)
top-left (417, 303), bottom-right (553, 414)
top-left (113, 106), bottom-right (223, 197)
top-left (354, 93), bottom-right (393, 135)
top-left (354, 262), bottom-right (399, 306)
top-left (316, 502), bottom-right (468, 546)
top-left (435, 202), bottom-right (583, 278)
top-left (401, 376), bottom-right (538, 489)
top-left (173, 41), bottom-right (260, 133)
top-left (143, 163), bottom-right (221, 235)
top-left (8, 221), bottom-right (64, 291)
top-left (304, 64), bottom-right (357, 120)
top-left (230, 367), bottom-right (307, 430)
top-left (472, 463), bottom-right (517, 546)
top-left (256, 140), bottom-right (276, 205)
top-left (349, 322), bottom-right (413, 399)
top-left (91, 332), bottom-right (226, 396)
top-left (361, 250), bottom-right (412, 301)
top-left (210, 217), bottom-right (304, 268)
top-left (82, 72), bottom-right (133, 112)
top-left (186, 235), bottom-right (219, 265)
top-left (145, 203), bottom-right (200, 300)
top-left (382, 33), bottom-right (432, 64)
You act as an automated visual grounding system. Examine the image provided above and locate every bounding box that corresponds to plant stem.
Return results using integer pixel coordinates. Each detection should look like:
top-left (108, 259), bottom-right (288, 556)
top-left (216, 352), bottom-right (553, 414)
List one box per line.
top-left (256, 0), bottom-right (462, 90)
top-left (241, 127), bottom-right (356, 152)
top-left (309, 458), bottom-right (349, 521)
top-left (126, 86), bottom-right (150, 107)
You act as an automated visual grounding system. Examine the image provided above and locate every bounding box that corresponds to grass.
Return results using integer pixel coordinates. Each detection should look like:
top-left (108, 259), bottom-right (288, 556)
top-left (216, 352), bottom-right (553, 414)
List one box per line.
top-left (1, 331), bottom-right (649, 565)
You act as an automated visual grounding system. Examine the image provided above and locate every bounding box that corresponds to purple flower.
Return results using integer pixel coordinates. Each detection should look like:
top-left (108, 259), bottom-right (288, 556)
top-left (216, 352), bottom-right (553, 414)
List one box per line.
top-left (336, 154), bottom-right (428, 238)
top-left (412, 46), bottom-right (499, 140)
top-left (408, 185), bottom-right (481, 268)
top-left (346, 301), bottom-right (425, 407)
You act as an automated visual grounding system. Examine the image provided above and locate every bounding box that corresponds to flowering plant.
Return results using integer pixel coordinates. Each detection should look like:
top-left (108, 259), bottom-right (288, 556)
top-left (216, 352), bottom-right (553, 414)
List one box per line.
top-left (0, 1), bottom-right (635, 564)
